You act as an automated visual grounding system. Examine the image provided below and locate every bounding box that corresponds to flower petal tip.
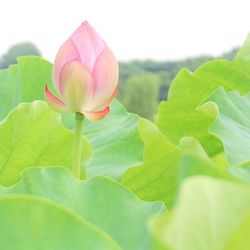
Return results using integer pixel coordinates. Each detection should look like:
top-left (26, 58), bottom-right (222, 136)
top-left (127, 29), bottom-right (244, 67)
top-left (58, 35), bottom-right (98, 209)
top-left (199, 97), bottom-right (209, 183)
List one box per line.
top-left (83, 106), bottom-right (110, 122)
top-left (45, 85), bottom-right (69, 113)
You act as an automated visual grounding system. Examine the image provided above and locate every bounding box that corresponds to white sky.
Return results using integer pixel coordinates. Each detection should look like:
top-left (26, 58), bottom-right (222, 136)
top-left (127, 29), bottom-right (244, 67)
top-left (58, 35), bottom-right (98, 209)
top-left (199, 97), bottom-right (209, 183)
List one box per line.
top-left (1, 0), bottom-right (250, 61)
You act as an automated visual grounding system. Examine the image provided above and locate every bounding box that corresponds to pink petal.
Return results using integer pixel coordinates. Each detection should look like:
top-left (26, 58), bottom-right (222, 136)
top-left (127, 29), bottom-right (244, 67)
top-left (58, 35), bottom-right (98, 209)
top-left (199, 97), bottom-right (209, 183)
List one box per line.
top-left (87, 47), bottom-right (119, 110)
top-left (83, 106), bottom-right (110, 122)
top-left (53, 39), bottom-right (80, 92)
top-left (60, 60), bottom-right (93, 112)
top-left (44, 85), bottom-right (70, 113)
top-left (92, 85), bottom-right (118, 111)
top-left (70, 21), bottom-right (106, 72)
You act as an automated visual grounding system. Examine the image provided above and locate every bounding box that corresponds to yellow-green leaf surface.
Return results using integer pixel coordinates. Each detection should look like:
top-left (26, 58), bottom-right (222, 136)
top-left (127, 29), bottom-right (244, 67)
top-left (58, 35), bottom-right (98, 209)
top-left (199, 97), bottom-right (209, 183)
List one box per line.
top-left (0, 101), bottom-right (92, 185)
top-left (0, 56), bottom-right (53, 120)
top-left (121, 119), bottom-right (180, 207)
top-left (121, 119), bottom-right (225, 208)
top-left (156, 36), bottom-right (250, 158)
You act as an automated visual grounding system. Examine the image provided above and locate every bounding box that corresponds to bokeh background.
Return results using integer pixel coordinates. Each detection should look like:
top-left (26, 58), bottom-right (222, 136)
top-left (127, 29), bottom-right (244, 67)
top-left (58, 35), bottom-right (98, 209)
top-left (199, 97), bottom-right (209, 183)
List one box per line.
top-left (1, 0), bottom-right (249, 120)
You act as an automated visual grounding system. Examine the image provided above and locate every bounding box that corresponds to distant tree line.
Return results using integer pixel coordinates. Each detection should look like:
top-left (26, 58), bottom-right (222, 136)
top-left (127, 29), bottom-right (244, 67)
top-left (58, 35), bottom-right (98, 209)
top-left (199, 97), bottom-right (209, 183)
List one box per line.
top-left (0, 42), bottom-right (41, 69)
top-left (118, 48), bottom-right (238, 119)
top-left (0, 42), bottom-right (238, 120)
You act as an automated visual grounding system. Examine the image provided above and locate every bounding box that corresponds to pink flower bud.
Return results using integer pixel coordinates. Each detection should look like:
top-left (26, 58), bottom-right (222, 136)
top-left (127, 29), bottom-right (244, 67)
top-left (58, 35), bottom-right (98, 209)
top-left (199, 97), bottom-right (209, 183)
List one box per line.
top-left (45, 21), bottom-right (119, 121)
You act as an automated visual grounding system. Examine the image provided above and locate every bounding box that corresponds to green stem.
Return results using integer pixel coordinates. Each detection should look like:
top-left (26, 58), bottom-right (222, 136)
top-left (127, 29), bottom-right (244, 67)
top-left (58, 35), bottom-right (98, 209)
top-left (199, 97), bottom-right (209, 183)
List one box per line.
top-left (72, 112), bottom-right (84, 179)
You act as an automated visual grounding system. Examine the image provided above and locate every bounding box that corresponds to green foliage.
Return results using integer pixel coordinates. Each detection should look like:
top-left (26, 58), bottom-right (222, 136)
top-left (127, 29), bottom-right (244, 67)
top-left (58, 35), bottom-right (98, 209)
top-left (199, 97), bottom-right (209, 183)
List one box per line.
top-left (122, 73), bottom-right (160, 120)
top-left (85, 100), bottom-right (144, 179)
top-left (122, 119), bottom-right (180, 207)
top-left (63, 100), bottom-right (144, 180)
top-left (203, 88), bottom-right (250, 167)
top-left (0, 167), bottom-right (165, 249)
top-left (0, 195), bottom-right (120, 250)
top-left (121, 119), bottom-right (231, 208)
top-left (0, 56), bottom-right (53, 120)
top-left (0, 101), bottom-right (91, 185)
top-left (156, 59), bottom-right (250, 158)
top-left (150, 177), bottom-right (250, 250)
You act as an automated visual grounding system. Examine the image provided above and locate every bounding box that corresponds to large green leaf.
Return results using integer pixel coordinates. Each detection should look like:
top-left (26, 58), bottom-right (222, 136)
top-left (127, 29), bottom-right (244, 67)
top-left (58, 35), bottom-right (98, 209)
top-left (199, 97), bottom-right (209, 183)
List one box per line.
top-left (0, 56), bottom-right (53, 120)
top-left (121, 118), bottom-right (180, 207)
top-left (0, 195), bottom-right (120, 250)
top-left (0, 56), bottom-right (144, 180)
top-left (63, 100), bottom-right (144, 180)
top-left (0, 101), bottom-right (92, 185)
top-left (121, 119), bottom-right (224, 208)
top-left (0, 167), bottom-right (165, 250)
top-left (201, 88), bottom-right (250, 167)
top-left (85, 100), bottom-right (144, 179)
top-left (156, 54), bottom-right (250, 157)
top-left (150, 177), bottom-right (250, 250)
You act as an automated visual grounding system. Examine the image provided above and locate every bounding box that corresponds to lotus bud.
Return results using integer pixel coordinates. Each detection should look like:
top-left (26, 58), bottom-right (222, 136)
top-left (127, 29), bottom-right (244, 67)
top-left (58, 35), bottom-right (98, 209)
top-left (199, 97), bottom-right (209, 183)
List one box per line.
top-left (45, 21), bottom-right (119, 121)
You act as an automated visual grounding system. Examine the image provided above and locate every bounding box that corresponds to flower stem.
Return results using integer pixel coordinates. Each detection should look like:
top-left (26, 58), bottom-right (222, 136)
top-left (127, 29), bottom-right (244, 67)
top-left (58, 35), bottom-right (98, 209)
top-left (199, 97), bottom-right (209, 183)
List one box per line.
top-left (72, 112), bottom-right (84, 179)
